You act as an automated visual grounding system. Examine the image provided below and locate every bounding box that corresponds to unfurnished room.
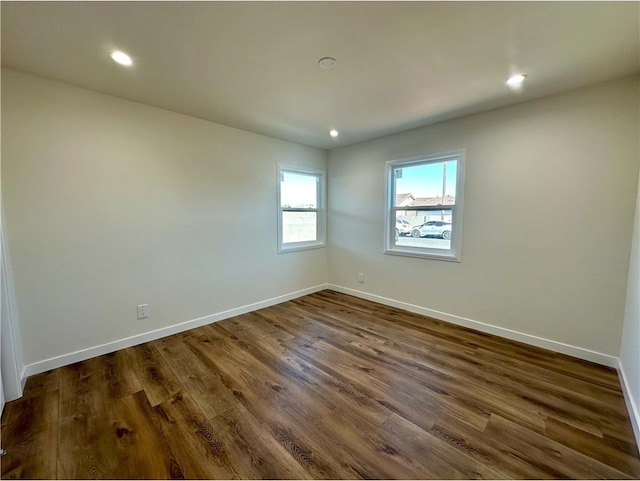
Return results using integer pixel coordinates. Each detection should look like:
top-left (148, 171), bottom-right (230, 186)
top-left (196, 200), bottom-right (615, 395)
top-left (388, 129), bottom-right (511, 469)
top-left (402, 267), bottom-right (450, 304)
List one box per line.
top-left (1, 1), bottom-right (639, 479)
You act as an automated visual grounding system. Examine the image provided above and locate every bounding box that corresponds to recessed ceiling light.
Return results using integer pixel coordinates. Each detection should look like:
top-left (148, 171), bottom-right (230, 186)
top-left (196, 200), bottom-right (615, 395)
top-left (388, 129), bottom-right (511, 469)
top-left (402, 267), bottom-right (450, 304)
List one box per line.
top-left (319, 57), bottom-right (337, 70)
top-left (329, 129), bottom-right (339, 138)
top-left (110, 51), bottom-right (133, 66)
top-left (506, 74), bottom-right (527, 89)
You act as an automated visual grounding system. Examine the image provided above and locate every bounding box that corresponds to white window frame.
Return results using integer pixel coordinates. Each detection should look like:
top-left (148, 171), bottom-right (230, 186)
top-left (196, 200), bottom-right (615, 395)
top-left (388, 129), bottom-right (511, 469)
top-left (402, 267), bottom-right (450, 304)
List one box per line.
top-left (384, 150), bottom-right (465, 261)
top-left (277, 164), bottom-right (327, 254)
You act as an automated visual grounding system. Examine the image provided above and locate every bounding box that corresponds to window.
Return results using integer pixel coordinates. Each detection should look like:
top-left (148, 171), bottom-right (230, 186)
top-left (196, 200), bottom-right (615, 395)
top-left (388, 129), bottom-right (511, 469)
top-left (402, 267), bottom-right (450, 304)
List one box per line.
top-left (277, 165), bottom-right (326, 253)
top-left (385, 150), bottom-right (465, 261)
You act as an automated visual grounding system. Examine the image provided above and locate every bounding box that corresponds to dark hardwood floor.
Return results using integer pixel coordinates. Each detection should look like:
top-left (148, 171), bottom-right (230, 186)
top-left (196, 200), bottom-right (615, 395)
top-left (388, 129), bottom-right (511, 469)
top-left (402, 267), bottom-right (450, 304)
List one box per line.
top-left (2, 290), bottom-right (639, 479)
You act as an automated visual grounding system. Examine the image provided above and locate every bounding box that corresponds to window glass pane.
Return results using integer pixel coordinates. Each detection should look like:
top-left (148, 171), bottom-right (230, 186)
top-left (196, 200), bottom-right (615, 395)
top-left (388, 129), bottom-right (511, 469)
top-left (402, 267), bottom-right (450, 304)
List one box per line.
top-left (394, 161), bottom-right (457, 208)
top-left (395, 209), bottom-right (452, 250)
top-left (282, 211), bottom-right (317, 243)
top-left (281, 172), bottom-right (317, 208)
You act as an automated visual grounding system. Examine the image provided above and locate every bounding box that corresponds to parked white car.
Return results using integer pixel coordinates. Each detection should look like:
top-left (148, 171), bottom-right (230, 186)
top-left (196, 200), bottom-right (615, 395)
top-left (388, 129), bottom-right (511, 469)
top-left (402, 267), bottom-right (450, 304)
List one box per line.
top-left (395, 219), bottom-right (412, 236)
top-left (411, 221), bottom-right (452, 240)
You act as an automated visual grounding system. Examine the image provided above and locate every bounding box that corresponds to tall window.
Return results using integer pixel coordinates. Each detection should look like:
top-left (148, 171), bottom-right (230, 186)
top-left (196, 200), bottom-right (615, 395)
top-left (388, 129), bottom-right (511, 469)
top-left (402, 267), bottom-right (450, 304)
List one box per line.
top-left (385, 150), bottom-right (465, 261)
top-left (277, 165), bottom-right (326, 253)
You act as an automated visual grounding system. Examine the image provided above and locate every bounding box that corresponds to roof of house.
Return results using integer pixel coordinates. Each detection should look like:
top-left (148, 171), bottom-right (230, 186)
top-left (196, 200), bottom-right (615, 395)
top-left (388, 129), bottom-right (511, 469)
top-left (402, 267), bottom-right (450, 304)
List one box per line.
top-left (397, 193), bottom-right (456, 207)
top-left (411, 195), bottom-right (456, 206)
top-left (396, 193), bottom-right (415, 206)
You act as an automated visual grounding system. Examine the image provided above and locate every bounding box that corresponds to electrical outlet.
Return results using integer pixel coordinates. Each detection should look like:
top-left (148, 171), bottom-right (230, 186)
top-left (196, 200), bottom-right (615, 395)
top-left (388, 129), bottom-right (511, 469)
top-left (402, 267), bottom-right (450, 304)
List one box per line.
top-left (137, 304), bottom-right (149, 319)
top-left (358, 272), bottom-right (365, 283)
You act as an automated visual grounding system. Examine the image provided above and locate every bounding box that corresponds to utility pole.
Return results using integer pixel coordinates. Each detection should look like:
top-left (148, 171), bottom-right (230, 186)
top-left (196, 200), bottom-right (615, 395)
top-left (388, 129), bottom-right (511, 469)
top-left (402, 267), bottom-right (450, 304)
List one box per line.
top-left (441, 162), bottom-right (447, 220)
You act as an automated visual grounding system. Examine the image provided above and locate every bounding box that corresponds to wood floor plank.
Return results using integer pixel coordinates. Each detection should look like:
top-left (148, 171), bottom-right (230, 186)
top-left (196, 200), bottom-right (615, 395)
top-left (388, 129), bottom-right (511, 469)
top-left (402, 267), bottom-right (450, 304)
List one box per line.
top-left (153, 392), bottom-right (246, 479)
top-left (428, 413), bottom-right (557, 479)
top-left (57, 361), bottom-right (119, 479)
top-left (0, 390), bottom-right (58, 479)
top-left (208, 403), bottom-right (313, 479)
top-left (483, 413), bottom-right (634, 479)
top-left (105, 390), bottom-right (185, 478)
top-left (252, 334), bottom-right (391, 428)
top-left (151, 332), bottom-right (212, 380)
top-left (57, 359), bottom-right (95, 400)
top-left (57, 409), bottom-right (109, 479)
top-left (90, 349), bottom-right (143, 400)
top-left (293, 293), bottom-right (623, 436)
top-left (261, 417), bottom-right (348, 479)
top-left (545, 416), bottom-right (640, 477)
top-left (126, 342), bottom-right (184, 407)
top-left (184, 331), bottom-right (369, 478)
top-left (284, 337), bottom-right (457, 432)
top-left (224, 331), bottom-right (445, 479)
top-left (313, 291), bottom-right (622, 389)
top-left (343, 308), bottom-right (623, 421)
top-left (474, 346), bottom-right (627, 406)
top-left (19, 368), bottom-right (60, 401)
top-left (381, 412), bottom-right (508, 479)
top-left (153, 324), bottom-right (240, 419)
top-left (280, 307), bottom-right (495, 430)
top-left (602, 423), bottom-right (640, 458)
top-left (303, 292), bottom-right (625, 417)
top-left (3, 289), bottom-right (639, 479)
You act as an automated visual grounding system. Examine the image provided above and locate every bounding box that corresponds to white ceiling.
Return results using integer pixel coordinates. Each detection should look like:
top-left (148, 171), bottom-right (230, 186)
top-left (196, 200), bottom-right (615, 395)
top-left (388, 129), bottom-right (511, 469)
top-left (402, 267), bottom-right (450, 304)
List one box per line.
top-left (2, 1), bottom-right (639, 149)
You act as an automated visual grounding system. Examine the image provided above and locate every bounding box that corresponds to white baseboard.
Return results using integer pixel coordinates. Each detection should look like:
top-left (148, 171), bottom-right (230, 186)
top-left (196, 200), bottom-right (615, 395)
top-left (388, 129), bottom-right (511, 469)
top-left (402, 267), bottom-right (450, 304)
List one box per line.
top-left (22, 284), bottom-right (329, 379)
top-left (22, 282), bottom-right (620, 385)
top-left (328, 284), bottom-right (618, 368)
top-left (617, 360), bottom-right (640, 448)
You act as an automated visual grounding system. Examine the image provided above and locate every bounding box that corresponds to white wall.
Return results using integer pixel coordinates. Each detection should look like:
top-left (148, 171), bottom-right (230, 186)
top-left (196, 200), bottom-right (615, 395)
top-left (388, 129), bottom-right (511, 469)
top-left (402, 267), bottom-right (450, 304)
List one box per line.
top-left (328, 76), bottom-right (639, 359)
top-left (620, 147), bottom-right (640, 441)
top-left (1, 68), bottom-right (328, 369)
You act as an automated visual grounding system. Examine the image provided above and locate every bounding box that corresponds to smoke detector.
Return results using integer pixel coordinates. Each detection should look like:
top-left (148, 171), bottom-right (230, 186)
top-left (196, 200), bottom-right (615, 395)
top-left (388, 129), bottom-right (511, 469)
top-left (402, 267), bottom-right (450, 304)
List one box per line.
top-left (318, 57), bottom-right (337, 70)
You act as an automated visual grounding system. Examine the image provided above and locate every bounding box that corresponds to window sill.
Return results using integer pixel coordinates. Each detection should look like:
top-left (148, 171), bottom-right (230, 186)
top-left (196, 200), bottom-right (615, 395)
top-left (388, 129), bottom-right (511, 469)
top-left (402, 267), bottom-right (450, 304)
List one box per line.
top-left (384, 246), bottom-right (461, 262)
top-left (278, 241), bottom-right (326, 254)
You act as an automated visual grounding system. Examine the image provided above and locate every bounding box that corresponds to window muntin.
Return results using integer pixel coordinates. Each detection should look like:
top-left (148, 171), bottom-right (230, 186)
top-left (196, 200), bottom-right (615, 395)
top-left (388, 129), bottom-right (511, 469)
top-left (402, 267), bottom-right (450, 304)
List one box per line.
top-left (277, 165), bottom-right (326, 253)
top-left (385, 151), bottom-right (465, 261)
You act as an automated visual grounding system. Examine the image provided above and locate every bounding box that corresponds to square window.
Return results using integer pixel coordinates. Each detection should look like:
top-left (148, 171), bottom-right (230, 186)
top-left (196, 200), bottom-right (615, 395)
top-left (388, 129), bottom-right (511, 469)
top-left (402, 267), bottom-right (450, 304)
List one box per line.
top-left (385, 151), bottom-right (465, 261)
top-left (277, 165), bottom-right (326, 253)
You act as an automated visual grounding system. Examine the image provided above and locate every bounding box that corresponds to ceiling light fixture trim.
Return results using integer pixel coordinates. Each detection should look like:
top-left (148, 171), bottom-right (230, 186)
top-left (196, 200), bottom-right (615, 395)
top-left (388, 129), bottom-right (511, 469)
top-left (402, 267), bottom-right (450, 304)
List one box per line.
top-left (110, 51), bottom-right (133, 66)
top-left (506, 73), bottom-right (527, 89)
top-left (318, 57), bottom-right (337, 70)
